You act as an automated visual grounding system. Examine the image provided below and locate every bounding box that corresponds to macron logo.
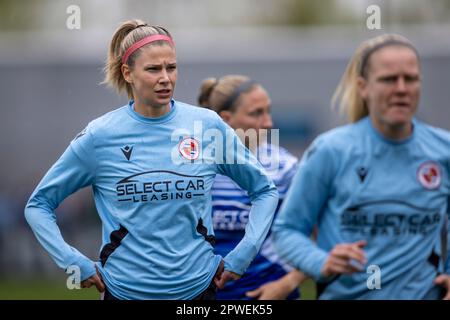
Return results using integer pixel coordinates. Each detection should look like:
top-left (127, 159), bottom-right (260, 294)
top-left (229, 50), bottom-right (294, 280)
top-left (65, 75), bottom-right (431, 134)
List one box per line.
top-left (121, 145), bottom-right (133, 161)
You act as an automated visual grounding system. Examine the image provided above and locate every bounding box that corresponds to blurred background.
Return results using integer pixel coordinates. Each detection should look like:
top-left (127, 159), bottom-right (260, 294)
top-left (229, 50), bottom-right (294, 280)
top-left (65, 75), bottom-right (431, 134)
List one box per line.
top-left (1, 0), bottom-right (450, 299)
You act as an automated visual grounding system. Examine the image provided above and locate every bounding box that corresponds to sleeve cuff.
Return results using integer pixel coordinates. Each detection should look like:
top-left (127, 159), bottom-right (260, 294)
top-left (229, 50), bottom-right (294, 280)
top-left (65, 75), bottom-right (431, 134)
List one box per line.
top-left (305, 251), bottom-right (329, 281)
top-left (69, 257), bottom-right (96, 281)
top-left (223, 239), bottom-right (257, 275)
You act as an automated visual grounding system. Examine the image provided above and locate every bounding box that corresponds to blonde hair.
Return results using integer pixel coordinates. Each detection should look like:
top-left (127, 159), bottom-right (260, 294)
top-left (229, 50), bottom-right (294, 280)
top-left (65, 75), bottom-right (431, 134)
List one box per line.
top-left (331, 34), bottom-right (418, 123)
top-left (102, 19), bottom-right (173, 99)
top-left (198, 75), bottom-right (257, 113)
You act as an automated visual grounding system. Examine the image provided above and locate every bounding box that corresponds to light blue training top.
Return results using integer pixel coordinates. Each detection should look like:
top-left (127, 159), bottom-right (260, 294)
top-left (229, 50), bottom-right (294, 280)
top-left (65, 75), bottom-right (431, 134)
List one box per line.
top-left (25, 100), bottom-right (278, 299)
top-left (273, 117), bottom-right (450, 299)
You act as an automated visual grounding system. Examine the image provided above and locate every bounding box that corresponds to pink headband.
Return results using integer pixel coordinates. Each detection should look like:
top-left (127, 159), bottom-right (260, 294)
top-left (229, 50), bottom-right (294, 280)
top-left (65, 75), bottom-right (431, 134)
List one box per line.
top-left (121, 35), bottom-right (175, 64)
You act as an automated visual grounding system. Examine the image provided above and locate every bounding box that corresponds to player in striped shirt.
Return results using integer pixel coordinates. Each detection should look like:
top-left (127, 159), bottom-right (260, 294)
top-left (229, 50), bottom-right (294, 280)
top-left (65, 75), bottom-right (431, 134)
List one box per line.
top-left (198, 75), bottom-right (306, 299)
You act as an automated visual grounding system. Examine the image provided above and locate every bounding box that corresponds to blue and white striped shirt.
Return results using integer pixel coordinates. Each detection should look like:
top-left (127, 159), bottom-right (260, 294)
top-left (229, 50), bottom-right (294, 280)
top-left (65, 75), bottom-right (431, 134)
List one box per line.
top-left (212, 143), bottom-right (299, 299)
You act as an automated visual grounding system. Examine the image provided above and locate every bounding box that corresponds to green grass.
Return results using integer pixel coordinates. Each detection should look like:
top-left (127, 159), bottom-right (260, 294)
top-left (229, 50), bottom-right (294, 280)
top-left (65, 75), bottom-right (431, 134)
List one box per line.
top-left (0, 278), bottom-right (100, 300)
top-left (299, 279), bottom-right (316, 300)
top-left (0, 278), bottom-right (317, 300)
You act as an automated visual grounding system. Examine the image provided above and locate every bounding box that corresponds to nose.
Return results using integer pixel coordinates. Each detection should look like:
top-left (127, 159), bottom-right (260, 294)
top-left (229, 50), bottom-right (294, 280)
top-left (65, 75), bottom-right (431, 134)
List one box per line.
top-left (395, 77), bottom-right (407, 94)
top-left (159, 69), bottom-right (170, 84)
top-left (261, 112), bottom-right (273, 129)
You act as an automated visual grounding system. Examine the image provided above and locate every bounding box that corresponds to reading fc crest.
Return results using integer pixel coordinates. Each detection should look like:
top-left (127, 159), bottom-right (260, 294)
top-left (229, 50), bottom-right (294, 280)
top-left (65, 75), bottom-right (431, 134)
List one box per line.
top-left (178, 137), bottom-right (200, 160)
top-left (417, 161), bottom-right (441, 190)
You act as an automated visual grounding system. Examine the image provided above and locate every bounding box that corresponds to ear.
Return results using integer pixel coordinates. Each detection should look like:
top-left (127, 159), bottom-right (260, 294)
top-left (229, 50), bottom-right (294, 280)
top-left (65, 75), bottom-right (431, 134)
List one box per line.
top-left (121, 64), bottom-right (132, 84)
top-left (357, 76), bottom-right (368, 100)
top-left (219, 110), bottom-right (233, 125)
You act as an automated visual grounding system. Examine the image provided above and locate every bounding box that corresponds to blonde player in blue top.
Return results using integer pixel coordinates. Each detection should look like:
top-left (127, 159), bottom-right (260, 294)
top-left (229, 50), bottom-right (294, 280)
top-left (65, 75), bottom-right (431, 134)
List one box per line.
top-left (273, 34), bottom-right (450, 299)
top-left (24, 19), bottom-right (279, 300)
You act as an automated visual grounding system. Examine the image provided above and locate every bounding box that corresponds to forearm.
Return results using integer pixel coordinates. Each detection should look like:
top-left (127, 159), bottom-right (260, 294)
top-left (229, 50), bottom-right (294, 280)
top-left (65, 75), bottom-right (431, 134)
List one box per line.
top-left (25, 132), bottom-right (97, 280)
top-left (287, 269), bottom-right (308, 286)
top-left (272, 223), bottom-right (328, 280)
top-left (278, 269), bottom-right (308, 293)
top-left (25, 197), bottom-right (96, 280)
top-left (224, 187), bottom-right (278, 274)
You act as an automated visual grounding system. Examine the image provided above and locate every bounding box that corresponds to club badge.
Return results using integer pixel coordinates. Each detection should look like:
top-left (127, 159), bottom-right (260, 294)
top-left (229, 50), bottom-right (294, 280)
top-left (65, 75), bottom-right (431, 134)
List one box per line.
top-left (417, 161), bottom-right (441, 190)
top-left (178, 137), bottom-right (200, 161)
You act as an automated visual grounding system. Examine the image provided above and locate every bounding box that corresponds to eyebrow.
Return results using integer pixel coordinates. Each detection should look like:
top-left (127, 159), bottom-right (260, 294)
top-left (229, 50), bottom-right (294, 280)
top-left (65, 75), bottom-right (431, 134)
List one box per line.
top-left (377, 73), bottom-right (419, 79)
top-left (144, 62), bottom-right (177, 67)
top-left (248, 105), bottom-right (271, 112)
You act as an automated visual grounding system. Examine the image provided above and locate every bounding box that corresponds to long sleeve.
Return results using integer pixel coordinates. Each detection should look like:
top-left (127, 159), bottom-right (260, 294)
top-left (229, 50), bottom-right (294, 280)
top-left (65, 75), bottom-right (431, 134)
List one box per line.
top-left (216, 120), bottom-right (279, 275)
top-left (24, 127), bottom-right (97, 280)
top-left (444, 198), bottom-right (450, 274)
top-left (272, 138), bottom-right (336, 280)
